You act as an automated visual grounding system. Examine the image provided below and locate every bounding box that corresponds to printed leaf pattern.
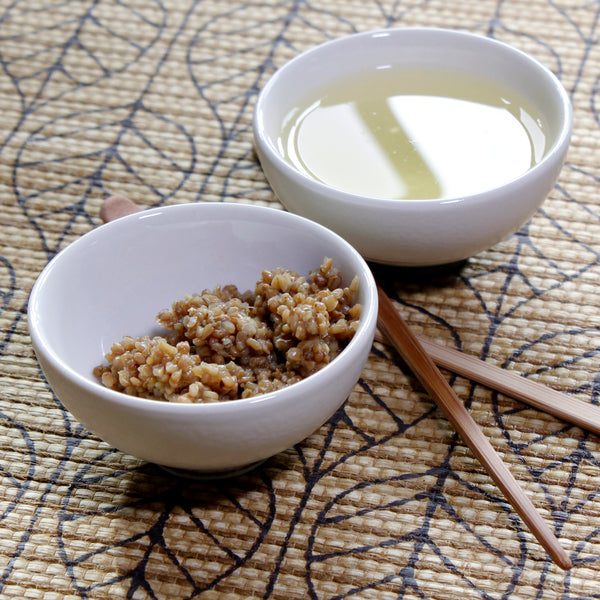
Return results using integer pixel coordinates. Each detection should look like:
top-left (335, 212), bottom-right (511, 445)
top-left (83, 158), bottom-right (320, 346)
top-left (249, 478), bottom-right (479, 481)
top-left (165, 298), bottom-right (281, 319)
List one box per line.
top-left (1, 0), bottom-right (600, 598)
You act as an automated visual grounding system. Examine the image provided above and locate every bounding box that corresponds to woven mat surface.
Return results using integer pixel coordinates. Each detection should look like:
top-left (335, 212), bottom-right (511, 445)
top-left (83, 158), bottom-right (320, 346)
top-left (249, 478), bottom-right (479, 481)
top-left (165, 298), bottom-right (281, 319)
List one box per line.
top-left (2, 0), bottom-right (600, 598)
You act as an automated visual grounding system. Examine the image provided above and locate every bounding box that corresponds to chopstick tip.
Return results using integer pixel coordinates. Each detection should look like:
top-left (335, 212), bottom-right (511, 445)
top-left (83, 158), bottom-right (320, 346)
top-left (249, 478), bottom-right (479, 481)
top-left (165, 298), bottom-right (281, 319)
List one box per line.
top-left (555, 550), bottom-right (573, 571)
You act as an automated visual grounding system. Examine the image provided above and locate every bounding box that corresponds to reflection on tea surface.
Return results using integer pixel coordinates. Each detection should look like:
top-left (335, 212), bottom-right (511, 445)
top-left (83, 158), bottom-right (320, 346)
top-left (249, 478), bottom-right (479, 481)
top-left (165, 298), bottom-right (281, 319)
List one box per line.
top-left (278, 66), bottom-right (548, 200)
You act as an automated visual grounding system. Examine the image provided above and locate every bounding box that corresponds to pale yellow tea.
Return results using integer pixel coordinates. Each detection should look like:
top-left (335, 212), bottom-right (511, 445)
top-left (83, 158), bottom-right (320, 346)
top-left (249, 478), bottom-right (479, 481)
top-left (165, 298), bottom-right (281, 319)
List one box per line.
top-left (278, 67), bottom-right (548, 199)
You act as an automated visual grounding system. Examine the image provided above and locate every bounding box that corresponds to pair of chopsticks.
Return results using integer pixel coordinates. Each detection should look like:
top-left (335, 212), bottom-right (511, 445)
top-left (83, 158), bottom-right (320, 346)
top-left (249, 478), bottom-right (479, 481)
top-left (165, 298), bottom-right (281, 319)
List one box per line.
top-left (102, 196), bottom-right (578, 569)
top-left (375, 320), bottom-right (600, 438)
top-left (377, 288), bottom-right (575, 570)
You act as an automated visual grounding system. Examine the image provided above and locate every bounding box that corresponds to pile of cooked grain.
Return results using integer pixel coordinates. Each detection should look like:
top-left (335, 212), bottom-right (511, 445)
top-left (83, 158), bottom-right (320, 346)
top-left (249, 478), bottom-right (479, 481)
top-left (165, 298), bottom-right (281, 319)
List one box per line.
top-left (94, 258), bottom-right (361, 403)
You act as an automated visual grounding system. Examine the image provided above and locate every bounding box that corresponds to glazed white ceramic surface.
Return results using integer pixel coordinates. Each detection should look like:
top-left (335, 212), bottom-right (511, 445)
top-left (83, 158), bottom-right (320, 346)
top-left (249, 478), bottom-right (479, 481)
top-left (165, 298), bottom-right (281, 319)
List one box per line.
top-left (253, 27), bottom-right (573, 266)
top-left (28, 203), bottom-right (378, 473)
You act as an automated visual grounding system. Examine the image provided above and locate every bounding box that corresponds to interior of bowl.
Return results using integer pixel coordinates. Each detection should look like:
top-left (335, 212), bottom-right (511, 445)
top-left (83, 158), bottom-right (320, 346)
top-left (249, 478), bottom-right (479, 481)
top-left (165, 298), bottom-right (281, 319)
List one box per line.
top-left (30, 203), bottom-right (374, 386)
top-left (257, 27), bottom-right (570, 169)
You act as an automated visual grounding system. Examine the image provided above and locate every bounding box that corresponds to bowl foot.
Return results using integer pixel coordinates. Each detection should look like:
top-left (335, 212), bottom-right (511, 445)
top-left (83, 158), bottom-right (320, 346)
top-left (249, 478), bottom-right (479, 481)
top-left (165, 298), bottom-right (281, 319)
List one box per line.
top-left (158, 459), bottom-right (266, 480)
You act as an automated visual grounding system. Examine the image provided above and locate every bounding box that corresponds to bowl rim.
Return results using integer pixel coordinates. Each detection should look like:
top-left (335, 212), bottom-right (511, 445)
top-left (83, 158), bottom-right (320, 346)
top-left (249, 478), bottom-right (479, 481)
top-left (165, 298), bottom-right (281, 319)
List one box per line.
top-left (28, 202), bottom-right (379, 414)
top-left (253, 26), bottom-right (573, 208)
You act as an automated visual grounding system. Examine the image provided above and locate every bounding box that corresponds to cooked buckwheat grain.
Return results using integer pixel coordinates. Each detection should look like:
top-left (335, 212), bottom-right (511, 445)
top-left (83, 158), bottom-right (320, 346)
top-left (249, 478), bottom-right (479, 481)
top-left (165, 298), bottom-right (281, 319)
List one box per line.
top-left (93, 258), bottom-right (360, 403)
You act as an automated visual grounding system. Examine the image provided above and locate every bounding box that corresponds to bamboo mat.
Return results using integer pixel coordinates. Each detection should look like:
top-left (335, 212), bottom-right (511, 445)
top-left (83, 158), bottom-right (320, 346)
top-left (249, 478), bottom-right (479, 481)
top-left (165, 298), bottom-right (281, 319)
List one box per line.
top-left (1, 0), bottom-right (600, 597)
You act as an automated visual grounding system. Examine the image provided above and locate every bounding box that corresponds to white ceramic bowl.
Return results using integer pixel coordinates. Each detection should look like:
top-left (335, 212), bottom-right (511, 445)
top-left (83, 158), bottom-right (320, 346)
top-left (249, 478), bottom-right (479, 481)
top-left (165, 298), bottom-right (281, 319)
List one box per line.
top-left (28, 203), bottom-right (377, 475)
top-left (253, 27), bottom-right (573, 266)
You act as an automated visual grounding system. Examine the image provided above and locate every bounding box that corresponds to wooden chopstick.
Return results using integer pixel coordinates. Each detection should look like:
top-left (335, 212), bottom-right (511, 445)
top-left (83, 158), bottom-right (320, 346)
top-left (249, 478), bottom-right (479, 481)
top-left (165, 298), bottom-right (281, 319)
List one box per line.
top-left (374, 329), bottom-right (600, 437)
top-left (418, 335), bottom-right (600, 436)
top-left (377, 285), bottom-right (572, 570)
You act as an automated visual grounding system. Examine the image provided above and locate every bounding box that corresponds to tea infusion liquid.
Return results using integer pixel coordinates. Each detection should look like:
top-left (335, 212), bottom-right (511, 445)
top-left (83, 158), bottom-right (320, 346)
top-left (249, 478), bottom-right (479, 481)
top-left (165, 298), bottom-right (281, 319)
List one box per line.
top-left (278, 66), bottom-right (548, 200)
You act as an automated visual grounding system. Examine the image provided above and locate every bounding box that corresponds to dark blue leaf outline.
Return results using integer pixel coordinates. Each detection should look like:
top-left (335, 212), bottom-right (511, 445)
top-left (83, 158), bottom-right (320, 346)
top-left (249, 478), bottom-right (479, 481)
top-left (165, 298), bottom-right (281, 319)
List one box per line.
top-left (0, 0), bottom-right (167, 118)
top-left (57, 454), bottom-right (277, 600)
top-left (185, 0), bottom-right (359, 204)
top-left (14, 102), bottom-right (196, 258)
top-left (305, 446), bottom-right (527, 600)
top-left (0, 432), bottom-right (89, 594)
top-left (13, 0), bottom-right (200, 259)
